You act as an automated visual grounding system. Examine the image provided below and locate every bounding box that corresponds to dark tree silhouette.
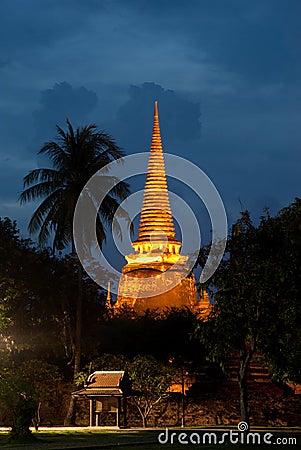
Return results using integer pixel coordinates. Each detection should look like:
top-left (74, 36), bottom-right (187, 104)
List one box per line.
top-left (19, 119), bottom-right (130, 424)
top-left (195, 202), bottom-right (301, 425)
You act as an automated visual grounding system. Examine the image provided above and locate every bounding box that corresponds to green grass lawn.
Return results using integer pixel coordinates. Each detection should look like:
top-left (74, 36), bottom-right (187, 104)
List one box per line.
top-left (0, 430), bottom-right (154, 449)
top-left (0, 429), bottom-right (299, 449)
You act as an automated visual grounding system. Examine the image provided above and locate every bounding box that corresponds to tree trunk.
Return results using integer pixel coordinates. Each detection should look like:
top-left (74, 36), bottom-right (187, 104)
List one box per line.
top-left (74, 261), bottom-right (83, 377)
top-left (64, 252), bottom-right (83, 426)
top-left (64, 394), bottom-right (77, 426)
top-left (239, 368), bottom-right (249, 424)
top-left (238, 345), bottom-right (253, 426)
top-left (10, 424), bottom-right (32, 439)
top-left (142, 416), bottom-right (147, 428)
top-left (10, 399), bottom-right (37, 441)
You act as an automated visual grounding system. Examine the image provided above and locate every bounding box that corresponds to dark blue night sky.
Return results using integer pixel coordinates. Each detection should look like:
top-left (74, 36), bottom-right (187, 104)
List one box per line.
top-left (0, 0), bottom-right (300, 243)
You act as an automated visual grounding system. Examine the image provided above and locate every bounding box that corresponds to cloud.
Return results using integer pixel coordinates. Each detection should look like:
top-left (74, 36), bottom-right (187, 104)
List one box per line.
top-left (0, 0), bottom-right (300, 239)
top-left (114, 82), bottom-right (201, 153)
top-left (0, 81), bottom-right (99, 229)
top-left (32, 82), bottom-right (98, 145)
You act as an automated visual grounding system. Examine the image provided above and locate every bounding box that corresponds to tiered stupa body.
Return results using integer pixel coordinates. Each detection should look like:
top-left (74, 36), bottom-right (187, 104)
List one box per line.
top-left (116, 102), bottom-right (204, 313)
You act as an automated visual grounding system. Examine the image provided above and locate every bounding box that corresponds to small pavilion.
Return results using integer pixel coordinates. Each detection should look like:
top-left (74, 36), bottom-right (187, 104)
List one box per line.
top-left (73, 371), bottom-right (131, 427)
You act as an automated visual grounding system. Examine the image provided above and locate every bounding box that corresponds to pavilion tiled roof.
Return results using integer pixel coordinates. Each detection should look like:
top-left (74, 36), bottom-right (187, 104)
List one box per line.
top-left (74, 388), bottom-right (123, 396)
top-left (86, 371), bottom-right (124, 388)
top-left (73, 371), bottom-right (130, 397)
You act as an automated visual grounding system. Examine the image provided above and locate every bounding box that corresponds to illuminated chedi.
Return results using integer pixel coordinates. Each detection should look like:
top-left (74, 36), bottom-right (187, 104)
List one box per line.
top-left (115, 102), bottom-right (211, 314)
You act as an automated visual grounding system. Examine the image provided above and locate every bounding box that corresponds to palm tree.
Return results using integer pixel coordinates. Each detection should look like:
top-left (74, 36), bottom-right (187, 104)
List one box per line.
top-left (19, 118), bottom-right (130, 424)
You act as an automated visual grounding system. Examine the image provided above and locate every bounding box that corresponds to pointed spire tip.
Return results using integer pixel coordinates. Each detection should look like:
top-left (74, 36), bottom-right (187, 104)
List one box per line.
top-left (154, 101), bottom-right (158, 116)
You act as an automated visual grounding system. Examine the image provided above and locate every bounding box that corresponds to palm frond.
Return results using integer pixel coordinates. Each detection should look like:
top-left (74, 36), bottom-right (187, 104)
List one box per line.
top-left (110, 180), bottom-right (131, 201)
top-left (22, 168), bottom-right (61, 187)
top-left (38, 142), bottom-right (70, 170)
top-left (95, 131), bottom-right (125, 160)
top-left (38, 194), bottom-right (72, 250)
top-left (53, 220), bottom-right (72, 251)
top-left (28, 189), bottom-right (63, 235)
top-left (55, 123), bottom-right (68, 141)
top-left (96, 214), bottom-right (106, 248)
top-left (98, 195), bottom-right (130, 236)
top-left (108, 197), bottom-right (134, 238)
top-left (35, 201), bottom-right (60, 247)
top-left (88, 175), bottom-right (130, 203)
top-left (74, 191), bottom-right (105, 253)
top-left (19, 181), bottom-right (62, 204)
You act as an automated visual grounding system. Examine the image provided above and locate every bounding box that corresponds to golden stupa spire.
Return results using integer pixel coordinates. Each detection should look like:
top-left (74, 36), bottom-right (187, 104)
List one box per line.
top-left (132, 101), bottom-right (181, 254)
